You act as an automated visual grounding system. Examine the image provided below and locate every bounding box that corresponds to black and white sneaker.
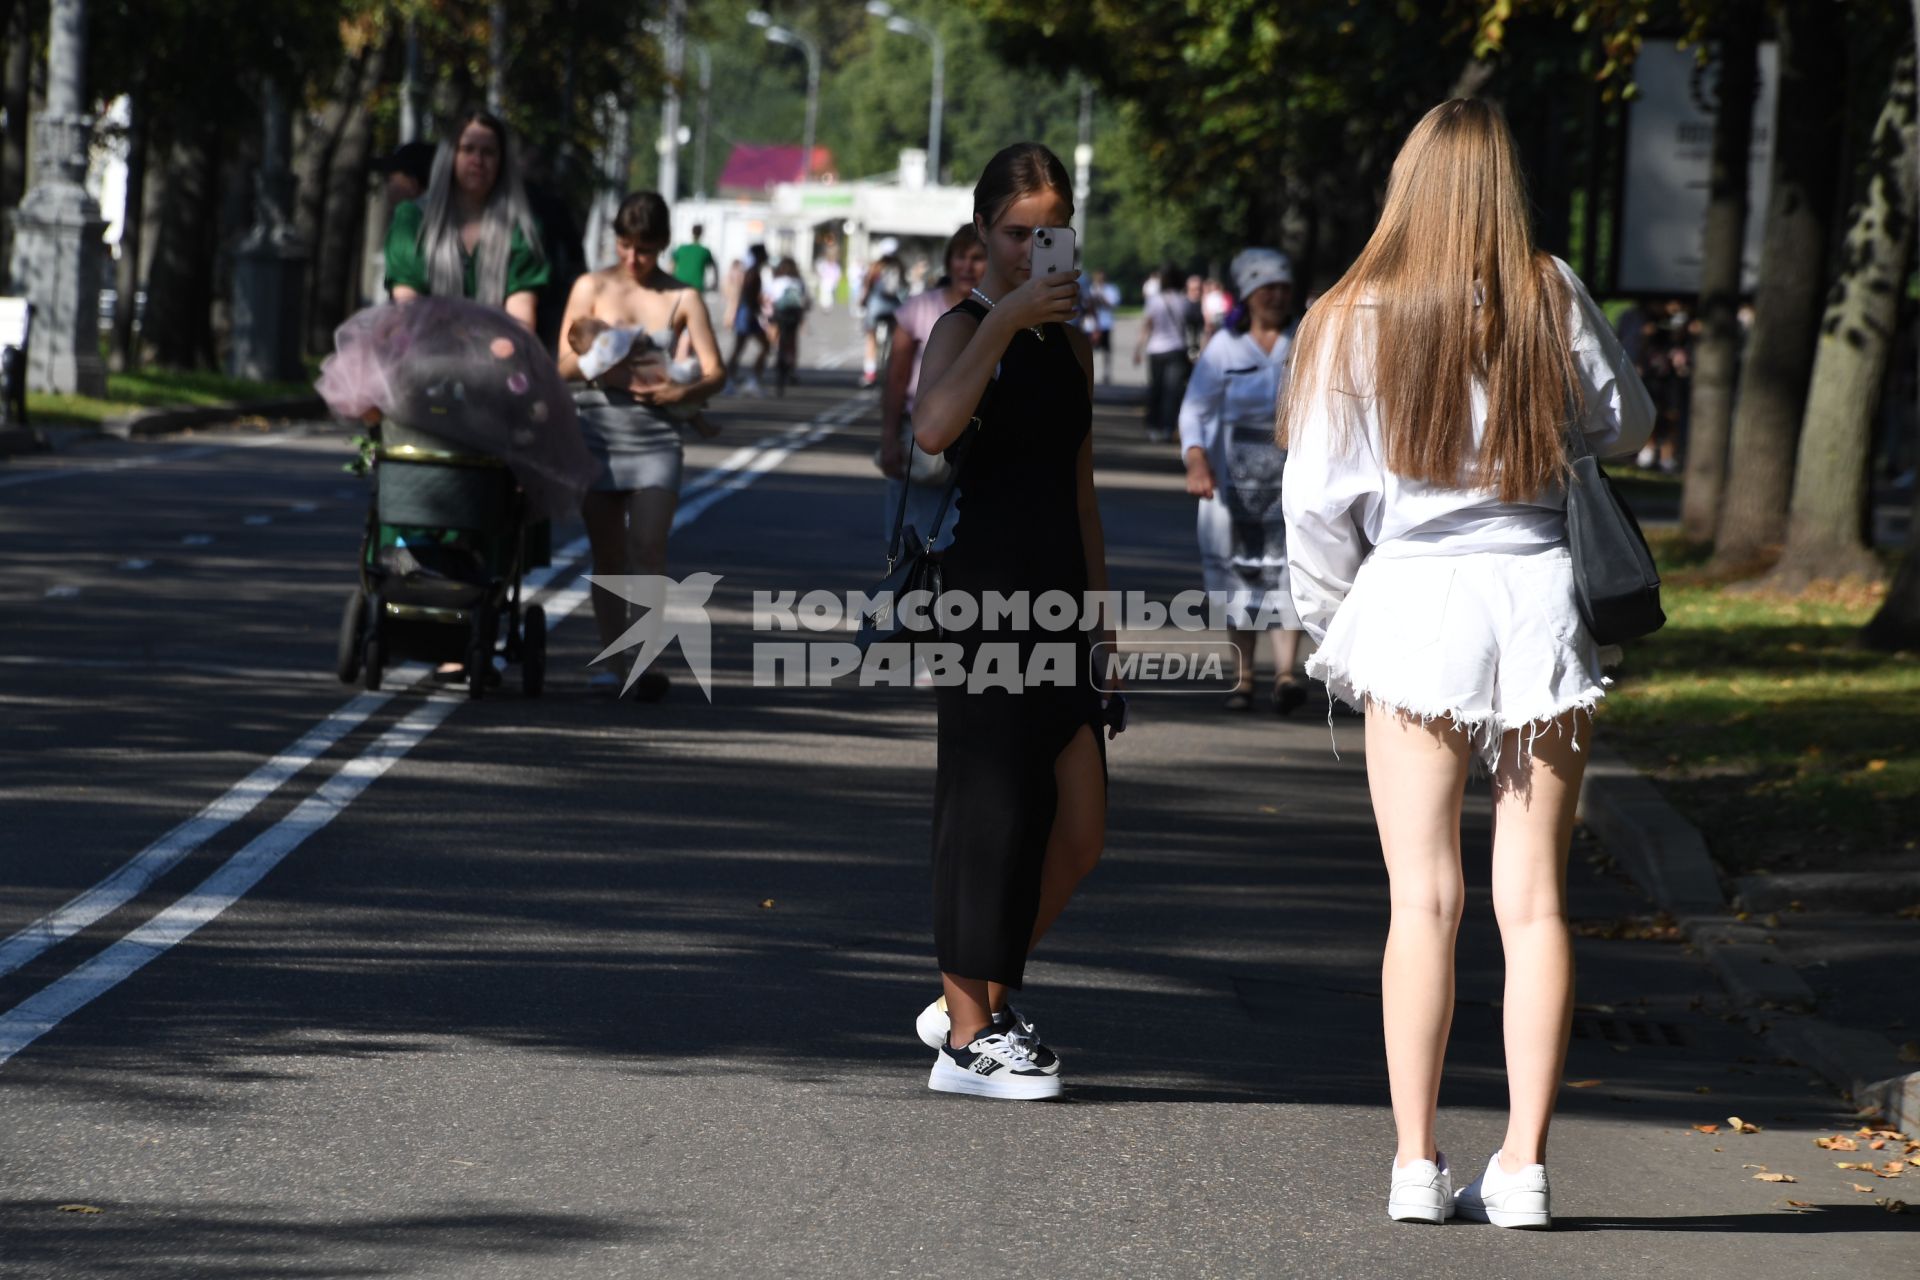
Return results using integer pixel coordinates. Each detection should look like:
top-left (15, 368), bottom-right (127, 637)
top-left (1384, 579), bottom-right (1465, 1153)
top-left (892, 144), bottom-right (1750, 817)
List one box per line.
top-left (914, 998), bottom-right (1062, 1076)
top-left (928, 1028), bottom-right (1063, 1100)
top-left (999, 1006), bottom-right (1062, 1076)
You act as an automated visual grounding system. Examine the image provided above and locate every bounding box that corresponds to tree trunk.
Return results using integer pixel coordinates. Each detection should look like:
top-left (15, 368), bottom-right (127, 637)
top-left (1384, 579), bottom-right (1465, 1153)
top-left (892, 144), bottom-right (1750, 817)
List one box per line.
top-left (111, 94), bottom-right (147, 372)
top-left (292, 54), bottom-right (363, 257)
top-left (309, 94), bottom-right (375, 352)
top-left (1681, 13), bottom-right (1761, 543)
top-left (0, 5), bottom-right (29, 276)
top-left (1861, 0), bottom-right (1920, 649)
top-left (1712, 1), bottom-right (1848, 569)
top-left (144, 127), bottom-right (222, 369)
top-left (307, 43), bottom-right (389, 353)
top-left (1770, 49), bottom-right (1916, 590)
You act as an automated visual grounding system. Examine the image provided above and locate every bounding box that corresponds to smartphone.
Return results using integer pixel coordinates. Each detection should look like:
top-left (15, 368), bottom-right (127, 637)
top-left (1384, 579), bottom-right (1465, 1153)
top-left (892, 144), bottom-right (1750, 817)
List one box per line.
top-left (1030, 225), bottom-right (1077, 279)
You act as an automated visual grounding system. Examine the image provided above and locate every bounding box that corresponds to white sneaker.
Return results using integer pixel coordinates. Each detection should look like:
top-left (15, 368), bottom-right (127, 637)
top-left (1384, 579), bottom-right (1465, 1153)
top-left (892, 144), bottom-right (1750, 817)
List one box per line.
top-left (1455, 1151), bottom-right (1552, 1229)
top-left (927, 1028), bottom-right (1062, 1100)
top-left (914, 997), bottom-right (1061, 1075)
top-left (914, 996), bottom-right (949, 1050)
top-left (1387, 1152), bottom-right (1455, 1224)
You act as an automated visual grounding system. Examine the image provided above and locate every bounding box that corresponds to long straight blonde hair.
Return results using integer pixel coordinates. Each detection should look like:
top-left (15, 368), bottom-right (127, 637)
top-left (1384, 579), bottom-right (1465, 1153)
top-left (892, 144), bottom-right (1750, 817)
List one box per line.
top-left (1278, 99), bottom-right (1578, 503)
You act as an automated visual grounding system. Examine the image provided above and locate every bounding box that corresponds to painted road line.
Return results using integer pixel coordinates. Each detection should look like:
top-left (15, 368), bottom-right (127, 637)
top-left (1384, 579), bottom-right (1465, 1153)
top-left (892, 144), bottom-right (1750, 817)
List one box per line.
top-left (0, 690), bottom-right (401, 979)
top-left (0, 694), bottom-right (463, 1065)
top-left (0, 396), bottom-right (868, 1057)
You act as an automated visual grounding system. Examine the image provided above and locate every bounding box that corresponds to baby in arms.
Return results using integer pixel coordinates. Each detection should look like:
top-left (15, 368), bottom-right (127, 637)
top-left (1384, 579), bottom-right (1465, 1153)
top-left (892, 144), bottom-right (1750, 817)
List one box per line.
top-left (568, 316), bottom-right (719, 437)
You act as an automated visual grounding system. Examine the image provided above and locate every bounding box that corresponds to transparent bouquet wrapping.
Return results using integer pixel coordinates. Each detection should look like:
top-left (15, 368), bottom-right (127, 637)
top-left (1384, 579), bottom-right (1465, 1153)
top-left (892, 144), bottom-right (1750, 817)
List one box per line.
top-left (317, 297), bottom-right (597, 521)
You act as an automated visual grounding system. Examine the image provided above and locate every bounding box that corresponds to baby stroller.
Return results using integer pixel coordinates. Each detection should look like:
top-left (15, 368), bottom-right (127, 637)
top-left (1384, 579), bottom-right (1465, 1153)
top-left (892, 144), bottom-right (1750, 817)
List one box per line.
top-left (319, 297), bottom-right (598, 701)
top-left (334, 419), bottom-right (545, 699)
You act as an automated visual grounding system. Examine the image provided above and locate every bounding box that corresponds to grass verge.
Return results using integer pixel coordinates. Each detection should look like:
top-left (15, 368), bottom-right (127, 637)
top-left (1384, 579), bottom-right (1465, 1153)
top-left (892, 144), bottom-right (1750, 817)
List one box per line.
top-left (26, 368), bottom-right (315, 428)
top-left (1597, 531), bottom-right (1918, 878)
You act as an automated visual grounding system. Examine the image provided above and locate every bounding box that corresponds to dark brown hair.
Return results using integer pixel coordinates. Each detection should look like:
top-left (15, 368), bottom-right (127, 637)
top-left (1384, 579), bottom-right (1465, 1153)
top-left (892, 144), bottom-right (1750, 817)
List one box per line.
top-left (972, 142), bottom-right (1074, 228)
top-left (613, 191), bottom-right (671, 245)
top-left (943, 222), bottom-right (985, 270)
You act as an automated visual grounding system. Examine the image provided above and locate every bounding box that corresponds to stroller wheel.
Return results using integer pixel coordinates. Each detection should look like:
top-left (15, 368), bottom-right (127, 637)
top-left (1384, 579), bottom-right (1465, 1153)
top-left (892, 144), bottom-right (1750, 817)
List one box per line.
top-left (362, 630), bottom-right (385, 692)
top-left (521, 604), bottom-right (547, 697)
top-left (336, 589), bottom-right (367, 683)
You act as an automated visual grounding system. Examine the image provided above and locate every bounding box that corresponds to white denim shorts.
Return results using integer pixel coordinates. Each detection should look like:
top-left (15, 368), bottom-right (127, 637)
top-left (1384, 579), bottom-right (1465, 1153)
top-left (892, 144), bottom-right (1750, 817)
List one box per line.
top-left (1306, 545), bottom-right (1608, 768)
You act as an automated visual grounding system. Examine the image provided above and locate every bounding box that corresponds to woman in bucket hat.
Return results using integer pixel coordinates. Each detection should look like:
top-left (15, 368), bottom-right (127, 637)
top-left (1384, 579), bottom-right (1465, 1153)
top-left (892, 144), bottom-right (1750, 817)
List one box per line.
top-left (1177, 248), bottom-right (1309, 714)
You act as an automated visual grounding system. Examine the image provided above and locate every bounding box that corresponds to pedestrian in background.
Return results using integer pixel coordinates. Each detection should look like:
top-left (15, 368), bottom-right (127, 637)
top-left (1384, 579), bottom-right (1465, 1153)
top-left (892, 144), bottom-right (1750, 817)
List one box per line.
top-left (878, 223), bottom-right (988, 555)
top-left (908, 141), bottom-right (1112, 1101)
top-left (724, 243), bottom-right (771, 395)
top-left (557, 191), bottom-right (727, 701)
top-left (1134, 258), bottom-right (1192, 442)
top-left (860, 238), bottom-right (907, 388)
top-left (671, 223), bottom-right (719, 294)
top-left (383, 110), bottom-right (549, 332)
top-left (1178, 248), bottom-right (1307, 714)
top-left (1280, 98), bottom-right (1654, 1230)
top-left (1081, 269), bottom-right (1118, 384)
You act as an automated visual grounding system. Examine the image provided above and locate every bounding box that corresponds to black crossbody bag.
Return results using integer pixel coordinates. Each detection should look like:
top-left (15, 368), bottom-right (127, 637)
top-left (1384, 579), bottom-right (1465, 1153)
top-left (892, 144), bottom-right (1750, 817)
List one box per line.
top-left (1563, 422), bottom-right (1666, 644)
top-left (854, 391), bottom-right (987, 652)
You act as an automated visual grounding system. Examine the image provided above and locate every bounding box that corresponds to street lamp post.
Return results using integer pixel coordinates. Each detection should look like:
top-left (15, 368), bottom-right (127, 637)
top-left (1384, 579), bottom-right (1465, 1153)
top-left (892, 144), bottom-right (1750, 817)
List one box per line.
top-left (748, 11), bottom-right (820, 184)
top-left (866, 2), bottom-right (943, 182)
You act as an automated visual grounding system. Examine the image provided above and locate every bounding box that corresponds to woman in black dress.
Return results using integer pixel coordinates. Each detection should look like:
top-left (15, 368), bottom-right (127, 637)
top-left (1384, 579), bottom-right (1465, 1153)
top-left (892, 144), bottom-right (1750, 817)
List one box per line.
top-left (907, 143), bottom-right (1112, 1100)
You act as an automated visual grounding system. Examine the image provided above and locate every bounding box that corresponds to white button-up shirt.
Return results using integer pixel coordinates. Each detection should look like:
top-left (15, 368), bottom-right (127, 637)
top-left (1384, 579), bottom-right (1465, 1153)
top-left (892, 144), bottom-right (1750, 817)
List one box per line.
top-left (1178, 325), bottom-right (1294, 483)
top-left (1280, 257), bottom-right (1655, 643)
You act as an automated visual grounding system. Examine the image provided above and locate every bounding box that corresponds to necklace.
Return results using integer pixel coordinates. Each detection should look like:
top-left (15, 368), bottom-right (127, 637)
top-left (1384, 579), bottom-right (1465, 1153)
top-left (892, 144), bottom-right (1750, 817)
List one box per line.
top-left (969, 287), bottom-right (1045, 341)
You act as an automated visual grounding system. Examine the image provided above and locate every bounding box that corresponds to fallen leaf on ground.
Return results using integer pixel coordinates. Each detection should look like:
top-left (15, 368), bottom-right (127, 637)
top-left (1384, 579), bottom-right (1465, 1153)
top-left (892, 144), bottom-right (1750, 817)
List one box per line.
top-left (1753, 1172), bottom-right (1797, 1183)
top-left (56, 1205), bottom-right (101, 1214)
top-left (1566, 1079), bottom-right (1603, 1088)
top-left (1784, 1199), bottom-right (1813, 1209)
top-left (1870, 1139), bottom-right (1887, 1150)
top-left (759, 899), bottom-right (775, 909)
top-left (1878, 1198), bottom-right (1908, 1214)
top-left (1693, 1123), bottom-right (1721, 1134)
top-left (1728, 1116), bottom-right (1761, 1134)
top-left (1837, 1161), bottom-right (1875, 1170)
top-left (1815, 1135), bottom-right (1860, 1151)
top-left (1876, 1161), bottom-right (1907, 1177)
top-left (1742, 1163), bottom-right (1769, 1170)
top-left (1852, 1183), bottom-right (1876, 1193)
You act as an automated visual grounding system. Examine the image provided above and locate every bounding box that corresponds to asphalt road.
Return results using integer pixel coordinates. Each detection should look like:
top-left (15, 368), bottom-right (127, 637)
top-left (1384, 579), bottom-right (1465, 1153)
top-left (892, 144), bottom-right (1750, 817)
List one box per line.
top-left (0, 357), bottom-right (1913, 1278)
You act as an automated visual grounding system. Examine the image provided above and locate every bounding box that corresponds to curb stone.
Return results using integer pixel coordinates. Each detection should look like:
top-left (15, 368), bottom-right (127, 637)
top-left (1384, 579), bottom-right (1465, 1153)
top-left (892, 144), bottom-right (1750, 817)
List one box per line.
top-left (101, 396), bottom-right (327, 439)
top-left (1579, 741), bottom-right (1920, 1133)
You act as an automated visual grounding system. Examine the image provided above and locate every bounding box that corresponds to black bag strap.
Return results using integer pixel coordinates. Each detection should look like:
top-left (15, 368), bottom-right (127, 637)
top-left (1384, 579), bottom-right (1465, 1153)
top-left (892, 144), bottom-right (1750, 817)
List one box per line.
top-left (883, 299), bottom-right (996, 570)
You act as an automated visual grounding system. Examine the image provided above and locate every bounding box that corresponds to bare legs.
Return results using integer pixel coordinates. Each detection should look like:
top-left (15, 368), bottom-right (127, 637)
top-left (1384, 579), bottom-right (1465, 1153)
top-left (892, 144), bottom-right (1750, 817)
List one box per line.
top-left (1368, 709), bottom-right (1469, 1167)
top-left (1227, 627), bottom-right (1305, 695)
top-left (1490, 718), bottom-right (1587, 1169)
top-left (943, 724), bottom-right (1106, 1048)
top-left (581, 486), bottom-right (678, 654)
top-left (1365, 707), bottom-right (1587, 1169)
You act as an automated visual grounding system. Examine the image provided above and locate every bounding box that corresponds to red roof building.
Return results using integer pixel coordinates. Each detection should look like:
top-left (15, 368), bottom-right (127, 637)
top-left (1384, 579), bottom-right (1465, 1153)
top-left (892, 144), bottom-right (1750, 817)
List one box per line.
top-left (717, 144), bottom-right (837, 194)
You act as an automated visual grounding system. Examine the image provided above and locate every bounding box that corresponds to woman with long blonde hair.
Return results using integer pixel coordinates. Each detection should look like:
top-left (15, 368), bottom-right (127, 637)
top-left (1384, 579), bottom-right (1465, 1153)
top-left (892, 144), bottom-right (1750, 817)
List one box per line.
top-left (1280, 99), bottom-right (1653, 1228)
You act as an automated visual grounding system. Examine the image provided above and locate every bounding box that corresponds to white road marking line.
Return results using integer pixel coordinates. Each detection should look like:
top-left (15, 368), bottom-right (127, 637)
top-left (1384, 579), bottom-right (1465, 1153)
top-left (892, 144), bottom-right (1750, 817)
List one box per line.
top-left (0, 694), bottom-right (462, 1066)
top-left (43, 585), bottom-right (80, 599)
top-left (0, 689), bottom-right (403, 979)
top-left (117, 558), bottom-right (152, 571)
top-left (0, 395), bottom-right (869, 1062)
top-left (243, 514), bottom-right (272, 526)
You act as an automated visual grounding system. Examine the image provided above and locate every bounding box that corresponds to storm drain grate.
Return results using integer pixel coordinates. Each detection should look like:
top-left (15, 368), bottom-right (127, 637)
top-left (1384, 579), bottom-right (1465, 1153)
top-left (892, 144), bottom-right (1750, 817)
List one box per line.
top-left (1571, 1015), bottom-right (1689, 1048)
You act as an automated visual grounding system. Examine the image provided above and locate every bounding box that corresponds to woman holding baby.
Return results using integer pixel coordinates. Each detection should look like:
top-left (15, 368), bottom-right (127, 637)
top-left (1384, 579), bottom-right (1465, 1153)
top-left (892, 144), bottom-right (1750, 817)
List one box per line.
top-left (557, 191), bottom-right (728, 700)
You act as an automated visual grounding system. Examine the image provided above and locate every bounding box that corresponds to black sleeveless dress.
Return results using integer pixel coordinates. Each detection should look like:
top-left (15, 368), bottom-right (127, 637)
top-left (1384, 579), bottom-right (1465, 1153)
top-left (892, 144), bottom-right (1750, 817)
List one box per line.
top-left (930, 299), bottom-right (1106, 988)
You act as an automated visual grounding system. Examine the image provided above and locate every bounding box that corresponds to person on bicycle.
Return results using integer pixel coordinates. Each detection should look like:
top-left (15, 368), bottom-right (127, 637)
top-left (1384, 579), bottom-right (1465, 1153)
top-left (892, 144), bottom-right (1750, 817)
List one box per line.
top-left (768, 257), bottom-right (811, 394)
top-left (859, 237), bottom-right (906, 388)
